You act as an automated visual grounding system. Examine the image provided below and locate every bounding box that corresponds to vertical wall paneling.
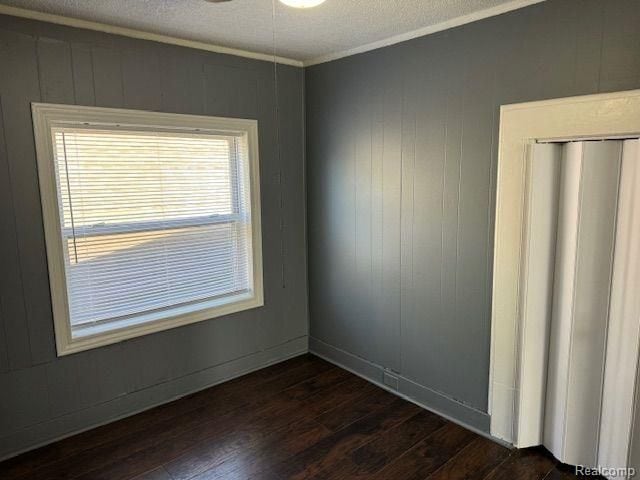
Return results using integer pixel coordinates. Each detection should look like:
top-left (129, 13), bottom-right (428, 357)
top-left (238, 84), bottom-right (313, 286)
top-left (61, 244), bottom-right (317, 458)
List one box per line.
top-left (32, 37), bottom-right (77, 365)
top-left (0, 309), bottom-right (7, 373)
top-left (370, 61), bottom-right (385, 369)
top-left (0, 14), bottom-right (306, 459)
top-left (0, 29), bottom-right (56, 366)
top-left (381, 52), bottom-right (403, 373)
top-left (440, 30), bottom-right (466, 403)
top-left (353, 61), bottom-right (374, 361)
top-left (454, 22), bottom-right (497, 409)
top-left (599, 0), bottom-right (640, 92)
top-left (0, 95), bottom-right (14, 372)
top-left (70, 43), bottom-right (96, 106)
top-left (91, 46), bottom-right (124, 108)
top-left (306, 0), bottom-right (640, 428)
top-left (403, 34), bottom-right (447, 393)
top-left (571, 0), bottom-right (604, 94)
top-left (160, 48), bottom-right (204, 115)
top-left (36, 38), bottom-right (75, 104)
top-left (0, 365), bottom-right (50, 436)
top-left (121, 45), bottom-right (162, 111)
top-left (399, 49), bottom-right (416, 383)
top-left (0, 89), bottom-right (32, 370)
top-left (204, 63), bottom-right (248, 118)
top-left (255, 67), bottom-right (277, 349)
top-left (273, 66), bottom-right (308, 346)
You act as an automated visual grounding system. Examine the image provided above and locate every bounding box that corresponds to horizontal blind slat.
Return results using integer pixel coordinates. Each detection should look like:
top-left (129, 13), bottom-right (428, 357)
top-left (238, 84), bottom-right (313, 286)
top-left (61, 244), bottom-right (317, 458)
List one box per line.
top-left (52, 126), bottom-right (253, 328)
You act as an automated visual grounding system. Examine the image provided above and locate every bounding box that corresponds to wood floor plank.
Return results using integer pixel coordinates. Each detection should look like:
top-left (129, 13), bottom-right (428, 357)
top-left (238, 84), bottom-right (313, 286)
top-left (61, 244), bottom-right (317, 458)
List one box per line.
top-left (162, 407), bottom-right (328, 479)
top-left (311, 409), bottom-right (447, 480)
top-left (70, 367), bottom-right (350, 480)
top-left (180, 381), bottom-right (390, 480)
top-left (255, 357), bottom-right (338, 399)
top-left (297, 374), bottom-right (379, 417)
top-left (484, 447), bottom-right (557, 480)
top-left (30, 394), bottom-right (298, 480)
top-left (271, 397), bottom-right (421, 480)
top-left (0, 354), bottom-right (327, 480)
top-left (426, 436), bottom-right (512, 480)
top-left (0, 355), bottom-right (593, 480)
top-left (157, 367), bottom-right (360, 480)
top-left (347, 410), bottom-right (447, 475)
top-left (370, 422), bottom-right (478, 480)
top-left (185, 418), bottom-right (331, 480)
top-left (131, 467), bottom-right (173, 480)
top-left (314, 385), bottom-right (398, 432)
top-left (17, 359), bottom-right (337, 480)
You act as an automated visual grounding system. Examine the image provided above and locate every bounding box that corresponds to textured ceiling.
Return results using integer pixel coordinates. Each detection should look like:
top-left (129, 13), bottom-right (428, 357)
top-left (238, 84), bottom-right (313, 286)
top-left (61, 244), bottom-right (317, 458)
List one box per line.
top-left (0, 0), bottom-right (543, 64)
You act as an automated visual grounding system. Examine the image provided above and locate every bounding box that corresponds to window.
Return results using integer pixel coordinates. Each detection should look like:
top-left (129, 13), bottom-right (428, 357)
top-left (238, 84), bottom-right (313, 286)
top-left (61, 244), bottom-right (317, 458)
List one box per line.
top-left (33, 104), bottom-right (263, 355)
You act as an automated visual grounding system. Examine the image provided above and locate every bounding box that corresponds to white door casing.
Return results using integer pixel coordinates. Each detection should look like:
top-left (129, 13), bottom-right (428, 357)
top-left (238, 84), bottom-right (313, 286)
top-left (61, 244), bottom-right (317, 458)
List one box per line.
top-left (490, 89), bottom-right (640, 447)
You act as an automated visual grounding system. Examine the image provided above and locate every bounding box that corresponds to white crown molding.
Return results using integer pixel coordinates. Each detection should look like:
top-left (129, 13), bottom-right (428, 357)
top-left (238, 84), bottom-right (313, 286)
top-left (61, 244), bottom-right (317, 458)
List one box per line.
top-left (0, 4), bottom-right (304, 67)
top-left (302, 0), bottom-right (547, 67)
top-left (0, 1), bottom-right (546, 69)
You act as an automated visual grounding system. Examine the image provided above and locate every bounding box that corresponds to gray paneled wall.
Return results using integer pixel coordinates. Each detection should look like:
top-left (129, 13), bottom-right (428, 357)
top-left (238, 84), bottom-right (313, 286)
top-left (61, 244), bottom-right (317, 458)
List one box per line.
top-left (0, 15), bottom-right (307, 458)
top-left (306, 0), bottom-right (640, 430)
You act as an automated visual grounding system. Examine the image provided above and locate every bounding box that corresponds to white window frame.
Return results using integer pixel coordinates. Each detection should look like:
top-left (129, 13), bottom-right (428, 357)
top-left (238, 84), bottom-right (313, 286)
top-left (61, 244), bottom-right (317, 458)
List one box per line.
top-left (32, 103), bottom-right (264, 356)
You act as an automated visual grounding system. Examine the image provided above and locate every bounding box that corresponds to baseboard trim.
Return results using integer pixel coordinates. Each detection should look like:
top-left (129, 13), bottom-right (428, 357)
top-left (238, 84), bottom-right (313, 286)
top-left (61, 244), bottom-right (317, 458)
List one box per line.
top-left (0, 336), bottom-right (308, 461)
top-left (309, 337), bottom-right (501, 444)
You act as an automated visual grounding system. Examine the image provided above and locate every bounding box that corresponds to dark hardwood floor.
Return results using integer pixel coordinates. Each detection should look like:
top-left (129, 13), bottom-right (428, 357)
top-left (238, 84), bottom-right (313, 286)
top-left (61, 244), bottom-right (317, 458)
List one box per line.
top-left (0, 354), bottom-right (593, 480)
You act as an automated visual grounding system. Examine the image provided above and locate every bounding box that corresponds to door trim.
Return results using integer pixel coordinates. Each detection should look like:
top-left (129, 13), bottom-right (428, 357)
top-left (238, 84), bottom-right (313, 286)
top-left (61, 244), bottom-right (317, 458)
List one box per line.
top-left (489, 89), bottom-right (640, 446)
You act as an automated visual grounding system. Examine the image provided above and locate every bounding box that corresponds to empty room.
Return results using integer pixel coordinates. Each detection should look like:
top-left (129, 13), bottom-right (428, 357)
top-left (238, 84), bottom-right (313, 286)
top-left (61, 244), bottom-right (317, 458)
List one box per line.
top-left (0, 0), bottom-right (639, 479)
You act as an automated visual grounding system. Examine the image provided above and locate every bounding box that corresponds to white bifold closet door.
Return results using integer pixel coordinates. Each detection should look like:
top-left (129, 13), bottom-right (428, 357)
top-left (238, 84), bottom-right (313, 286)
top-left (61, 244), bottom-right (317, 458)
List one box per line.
top-left (542, 139), bottom-right (640, 476)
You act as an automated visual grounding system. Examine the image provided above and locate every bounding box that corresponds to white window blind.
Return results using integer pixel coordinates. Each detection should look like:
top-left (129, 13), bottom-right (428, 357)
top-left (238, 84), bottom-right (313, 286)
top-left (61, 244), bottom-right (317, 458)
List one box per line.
top-left (50, 125), bottom-right (256, 338)
top-left (33, 105), bottom-right (262, 355)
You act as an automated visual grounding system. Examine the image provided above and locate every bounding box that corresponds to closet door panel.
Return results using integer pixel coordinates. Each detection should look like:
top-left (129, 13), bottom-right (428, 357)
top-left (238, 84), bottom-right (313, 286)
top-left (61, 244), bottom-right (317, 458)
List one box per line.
top-left (601, 139), bottom-right (640, 471)
top-left (544, 141), bottom-right (622, 467)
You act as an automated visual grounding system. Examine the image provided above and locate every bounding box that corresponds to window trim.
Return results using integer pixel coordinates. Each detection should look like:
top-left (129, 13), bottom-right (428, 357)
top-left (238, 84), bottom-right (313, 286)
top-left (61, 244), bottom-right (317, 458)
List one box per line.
top-left (32, 103), bottom-right (264, 356)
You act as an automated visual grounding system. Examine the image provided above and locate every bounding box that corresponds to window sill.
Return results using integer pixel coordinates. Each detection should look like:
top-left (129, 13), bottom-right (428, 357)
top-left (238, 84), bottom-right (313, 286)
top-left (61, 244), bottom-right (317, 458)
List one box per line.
top-left (57, 291), bottom-right (264, 356)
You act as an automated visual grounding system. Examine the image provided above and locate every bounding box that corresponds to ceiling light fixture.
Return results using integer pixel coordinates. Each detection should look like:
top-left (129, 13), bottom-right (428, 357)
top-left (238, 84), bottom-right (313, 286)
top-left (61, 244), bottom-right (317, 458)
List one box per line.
top-left (278, 0), bottom-right (326, 8)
